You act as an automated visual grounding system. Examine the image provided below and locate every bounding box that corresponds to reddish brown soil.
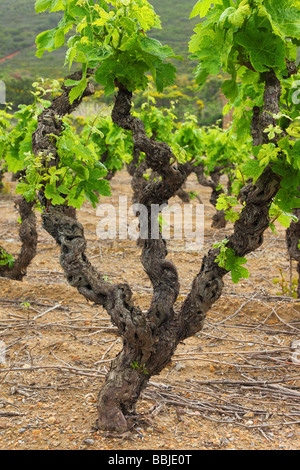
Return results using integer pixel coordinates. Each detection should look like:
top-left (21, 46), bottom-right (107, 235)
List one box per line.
top-left (0, 171), bottom-right (299, 450)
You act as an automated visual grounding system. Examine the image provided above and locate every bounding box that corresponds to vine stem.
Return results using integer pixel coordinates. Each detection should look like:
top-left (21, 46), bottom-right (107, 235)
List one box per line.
top-left (32, 69), bottom-right (283, 432)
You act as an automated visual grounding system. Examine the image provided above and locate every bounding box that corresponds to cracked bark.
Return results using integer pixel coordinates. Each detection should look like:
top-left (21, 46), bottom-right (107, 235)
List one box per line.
top-left (0, 196), bottom-right (37, 281)
top-left (127, 146), bottom-right (193, 207)
top-left (286, 208), bottom-right (300, 298)
top-left (33, 70), bottom-right (283, 432)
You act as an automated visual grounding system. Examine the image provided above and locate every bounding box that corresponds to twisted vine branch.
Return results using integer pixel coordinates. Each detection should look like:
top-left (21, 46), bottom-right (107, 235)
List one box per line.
top-left (32, 69), bottom-right (283, 432)
top-left (0, 196), bottom-right (37, 281)
top-left (286, 208), bottom-right (300, 298)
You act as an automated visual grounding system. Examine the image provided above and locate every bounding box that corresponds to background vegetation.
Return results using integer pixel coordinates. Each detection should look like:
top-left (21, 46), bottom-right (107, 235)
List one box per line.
top-left (0, 0), bottom-right (223, 123)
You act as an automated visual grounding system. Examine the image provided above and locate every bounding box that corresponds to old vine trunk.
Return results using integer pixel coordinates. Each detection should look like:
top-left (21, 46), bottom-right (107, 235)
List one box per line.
top-left (32, 70), bottom-right (283, 432)
top-left (0, 196), bottom-right (37, 281)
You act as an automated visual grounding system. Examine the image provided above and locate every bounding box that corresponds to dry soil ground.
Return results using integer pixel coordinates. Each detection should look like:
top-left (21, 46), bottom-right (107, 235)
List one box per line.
top-left (0, 171), bottom-right (299, 451)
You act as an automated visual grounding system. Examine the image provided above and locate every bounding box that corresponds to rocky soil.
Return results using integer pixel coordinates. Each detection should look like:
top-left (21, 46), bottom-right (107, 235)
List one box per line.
top-left (0, 171), bottom-right (299, 451)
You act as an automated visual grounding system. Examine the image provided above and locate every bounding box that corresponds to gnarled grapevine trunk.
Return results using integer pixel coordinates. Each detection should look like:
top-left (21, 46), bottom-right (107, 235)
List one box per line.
top-left (0, 196), bottom-right (37, 281)
top-left (33, 69), bottom-right (283, 432)
top-left (286, 208), bottom-right (300, 298)
top-left (95, 72), bottom-right (281, 429)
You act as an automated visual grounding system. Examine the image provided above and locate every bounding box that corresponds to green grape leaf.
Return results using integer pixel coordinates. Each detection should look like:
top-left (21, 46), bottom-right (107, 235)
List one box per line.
top-left (235, 24), bottom-right (286, 73)
top-left (138, 36), bottom-right (179, 60)
top-left (35, 0), bottom-right (65, 14)
top-left (71, 162), bottom-right (89, 180)
top-left (69, 77), bottom-right (87, 104)
top-left (15, 182), bottom-right (38, 202)
top-left (190, 0), bottom-right (221, 19)
top-left (225, 248), bottom-right (249, 284)
top-left (214, 240), bottom-right (249, 284)
top-left (36, 29), bottom-right (57, 57)
top-left (153, 61), bottom-right (177, 92)
top-left (241, 158), bottom-right (264, 182)
top-left (44, 183), bottom-right (66, 205)
top-left (95, 58), bottom-right (117, 95)
top-left (264, 0), bottom-right (300, 39)
top-left (131, 3), bottom-right (161, 32)
top-left (230, 264), bottom-right (250, 284)
top-left (290, 140), bottom-right (300, 169)
top-left (221, 79), bottom-right (239, 102)
top-left (275, 188), bottom-right (300, 212)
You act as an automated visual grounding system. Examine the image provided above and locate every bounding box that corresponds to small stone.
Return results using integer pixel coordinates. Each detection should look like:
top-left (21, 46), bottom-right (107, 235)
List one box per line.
top-left (82, 438), bottom-right (94, 446)
top-left (47, 416), bottom-right (56, 425)
top-left (243, 412), bottom-right (254, 418)
top-left (174, 362), bottom-right (185, 371)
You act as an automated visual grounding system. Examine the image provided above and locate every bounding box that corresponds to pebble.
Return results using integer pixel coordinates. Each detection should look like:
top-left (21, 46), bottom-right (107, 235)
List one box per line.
top-left (47, 416), bottom-right (56, 425)
top-left (82, 438), bottom-right (94, 446)
top-left (174, 363), bottom-right (185, 371)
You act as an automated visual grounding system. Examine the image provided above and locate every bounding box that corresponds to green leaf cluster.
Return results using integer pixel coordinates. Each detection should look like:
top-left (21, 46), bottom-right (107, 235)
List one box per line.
top-left (173, 115), bottom-right (251, 181)
top-left (35, 0), bottom-right (182, 98)
top-left (269, 203), bottom-right (298, 234)
top-left (15, 116), bottom-right (111, 209)
top-left (190, 2), bottom-right (300, 216)
top-left (79, 114), bottom-right (133, 173)
top-left (189, 0), bottom-right (300, 89)
top-left (215, 193), bottom-right (241, 223)
top-left (0, 107), bottom-right (13, 164)
top-left (5, 105), bottom-right (40, 173)
top-left (130, 360), bottom-right (150, 375)
top-left (53, 119), bottom-right (111, 207)
top-left (241, 113), bottom-right (300, 213)
top-left (0, 247), bottom-right (15, 269)
top-left (1, 80), bottom-right (58, 174)
top-left (213, 239), bottom-right (249, 284)
top-left (138, 101), bottom-right (177, 146)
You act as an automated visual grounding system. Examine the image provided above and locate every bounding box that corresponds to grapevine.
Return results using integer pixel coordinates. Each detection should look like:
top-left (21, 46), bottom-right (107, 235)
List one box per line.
top-left (0, 0), bottom-right (299, 433)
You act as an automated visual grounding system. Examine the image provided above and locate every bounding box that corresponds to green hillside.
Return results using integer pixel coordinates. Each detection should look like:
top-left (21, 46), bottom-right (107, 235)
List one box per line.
top-left (0, 0), bottom-right (62, 78)
top-left (0, 1), bottom-right (222, 124)
top-left (0, 0), bottom-right (198, 79)
top-left (146, 0), bottom-right (199, 61)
